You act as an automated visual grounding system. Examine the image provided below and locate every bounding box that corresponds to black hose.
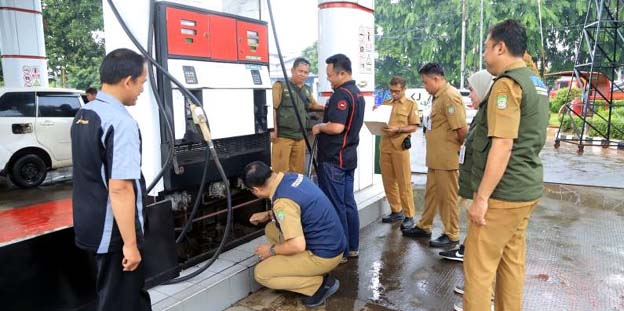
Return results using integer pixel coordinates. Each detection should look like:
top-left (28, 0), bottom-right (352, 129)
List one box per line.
top-left (266, 0), bottom-right (318, 174)
top-left (145, 0), bottom-right (175, 194)
top-left (106, 0), bottom-right (233, 284)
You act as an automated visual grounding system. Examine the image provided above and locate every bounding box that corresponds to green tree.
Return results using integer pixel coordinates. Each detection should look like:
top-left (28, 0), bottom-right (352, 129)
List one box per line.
top-left (375, 0), bottom-right (587, 88)
top-left (301, 41), bottom-right (318, 74)
top-left (42, 0), bottom-right (104, 90)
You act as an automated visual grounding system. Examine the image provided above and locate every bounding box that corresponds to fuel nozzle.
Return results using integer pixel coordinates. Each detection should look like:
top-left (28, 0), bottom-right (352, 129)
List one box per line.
top-left (190, 103), bottom-right (212, 144)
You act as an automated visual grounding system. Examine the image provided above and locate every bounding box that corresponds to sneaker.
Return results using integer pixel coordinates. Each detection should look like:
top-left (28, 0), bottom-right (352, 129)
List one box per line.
top-left (402, 226), bottom-right (432, 238)
top-left (439, 244), bottom-right (464, 262)
top-left (340, 257), bottom-right (348, 264)
top-left (400, 217), bottom-right (414, 230)
top-left (348, 250), bottom-right (359, 258)
top-left (429, 234), bottom-right (459, 248)
top-left (454, 302), bottom-right (494, 311)
top-left (301, 275), bottom-right (340, 307)
top-left (381, 212), bottom-right (404, 223)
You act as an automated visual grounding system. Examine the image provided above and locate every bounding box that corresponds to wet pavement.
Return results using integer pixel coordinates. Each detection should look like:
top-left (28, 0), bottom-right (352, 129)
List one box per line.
top-left (0, 168), bottom-right (72, 211)
top-left (227, 183), bottom-right (624, 311)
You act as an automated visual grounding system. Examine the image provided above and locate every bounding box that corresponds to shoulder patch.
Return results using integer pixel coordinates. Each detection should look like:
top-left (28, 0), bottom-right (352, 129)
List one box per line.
top-left (337, 100), bottom-right (348, 111)
top-left (496, 95), bottom-right (508, 109)
top-left (276, 210), bottom-right (285, 221)
top-left (447, 106), bottom-right (455, 114)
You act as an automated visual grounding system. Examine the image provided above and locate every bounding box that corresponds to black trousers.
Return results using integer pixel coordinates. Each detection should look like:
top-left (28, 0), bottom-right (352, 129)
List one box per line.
top-left (95, 250), bottom-right (152, 311)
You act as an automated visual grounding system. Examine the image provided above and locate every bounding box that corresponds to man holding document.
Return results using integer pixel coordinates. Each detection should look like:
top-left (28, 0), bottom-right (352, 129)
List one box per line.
top-left (375, 76), bottom-right (420, 230)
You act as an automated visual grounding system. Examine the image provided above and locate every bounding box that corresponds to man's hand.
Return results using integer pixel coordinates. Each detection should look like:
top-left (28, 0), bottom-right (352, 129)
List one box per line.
top-left (270, 130), bottom-right (277, 142)
top-left (255, 243), bottom-right (273, 261)
top-left (122, 243), bottom-right (142, 271)
top-left (312, 123), bottom-right (323, 135)
top-left (383, 126), bottom-right (400, 136)
top-left (468, 197), bottom-right (488, 226)
top-left (249, 211), bottom-right (270, 225)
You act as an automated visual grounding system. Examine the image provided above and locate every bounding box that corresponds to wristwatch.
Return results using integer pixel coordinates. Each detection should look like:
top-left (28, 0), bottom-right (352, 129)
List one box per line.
top-left (269, 244), bottom-right (276, 256)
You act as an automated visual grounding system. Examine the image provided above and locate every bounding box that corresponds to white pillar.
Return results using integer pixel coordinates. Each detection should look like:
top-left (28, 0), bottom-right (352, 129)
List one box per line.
top-left (0, 0), bottom-right (49, 87)
top-left (318, 0), bottom-right (375, 191)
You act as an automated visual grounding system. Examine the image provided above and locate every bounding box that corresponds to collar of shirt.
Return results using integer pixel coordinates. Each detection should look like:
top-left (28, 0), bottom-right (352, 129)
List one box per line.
top-left (95, 91), bottom-right (128, 113)
top-left (434, 82), bottom-right (450, 98)
top-left (268, 172), bottom-right (285, 201)
top-left (500, 60), bottom-right (527, 74)
top-left (334, 80), bottom-right (356, 90)
top-left (391, 96), bottom-right (408, 105)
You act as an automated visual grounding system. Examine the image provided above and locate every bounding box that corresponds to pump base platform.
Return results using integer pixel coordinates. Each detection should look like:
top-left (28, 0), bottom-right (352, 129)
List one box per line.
top-left (148, 177), bottom-right (388, 311)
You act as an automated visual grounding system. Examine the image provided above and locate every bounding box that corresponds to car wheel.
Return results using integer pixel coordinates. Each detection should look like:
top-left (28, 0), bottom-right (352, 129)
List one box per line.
top-left (9, 154), bottom-right (48, 188)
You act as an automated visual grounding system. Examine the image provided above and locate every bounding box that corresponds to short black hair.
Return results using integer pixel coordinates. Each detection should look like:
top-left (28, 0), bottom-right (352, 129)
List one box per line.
top-left (390, 76), bottom-right (406, 88)
top-left (85, 87), bottom-right (97, 95)
top-left (100, 48), bottom-right (146, 85)
top-left (418, 63), bottom-right (445, 77)
top-left (243, 161), bottom-right (273, 188)
top-left (325, 53), bottom-right (352, 74)
top-left (488, 19), bottom-right (527, 57)
top-left (293, 57), bottom-right (311, 69)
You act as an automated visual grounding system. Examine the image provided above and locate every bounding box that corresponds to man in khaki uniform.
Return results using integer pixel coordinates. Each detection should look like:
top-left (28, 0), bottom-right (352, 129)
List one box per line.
top-left (272, 57), bottom-right (323, 173)
top-left (379, 76), bottom-right (420, 230)
top-left (460, 20), bottom-right (548, 311)
top-left (244, 161), bottom-right (345, 307)
top-left (403, 63), bottom-right (468, 249)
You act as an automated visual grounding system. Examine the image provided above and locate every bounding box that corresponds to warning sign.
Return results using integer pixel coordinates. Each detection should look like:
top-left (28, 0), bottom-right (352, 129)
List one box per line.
top-left (22, 66), bottom-right (42, 87)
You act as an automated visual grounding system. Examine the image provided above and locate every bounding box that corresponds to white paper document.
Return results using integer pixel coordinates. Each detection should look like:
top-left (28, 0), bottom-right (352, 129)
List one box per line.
top-left (364, 105), bottom-right (392, 136)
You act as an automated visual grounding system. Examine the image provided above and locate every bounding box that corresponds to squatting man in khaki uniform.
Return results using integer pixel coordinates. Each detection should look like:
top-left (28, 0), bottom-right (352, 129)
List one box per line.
top-left (245, 161), bottom-right (346, 307)
top-left (271, 57), bottom-right (324, 174)
top-left (459, 19), bottom-right (548, 311)
top-left (379, 76), bottom-right (420, 230)
top-left (403, 63), bottom-right (468, 249)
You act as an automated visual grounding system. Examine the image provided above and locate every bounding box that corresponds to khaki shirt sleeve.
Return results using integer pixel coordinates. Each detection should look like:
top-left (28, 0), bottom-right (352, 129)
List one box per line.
top-left (487, 78), bottom-right (522, 139)
top-left (272, 82), bottom-right (283, 109)
top-left (273, 198), bottom-right (304, 240)
top-left (308, 92), bottom-right (325, 111)
top-left (408, 100), bottom-right (420, 125)
top-left (445, 95), bottom-right (467, 129)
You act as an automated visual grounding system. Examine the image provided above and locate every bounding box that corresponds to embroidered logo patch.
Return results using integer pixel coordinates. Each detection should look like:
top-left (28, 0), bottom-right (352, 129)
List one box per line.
top-left (276, 210), bottom-right (285, 221)
top-left (337, 100), bottom-right (347, 111)
top-left (496, 95), bottom-right (508, 109)
top-left (447, 106), bottom-right (455, 114)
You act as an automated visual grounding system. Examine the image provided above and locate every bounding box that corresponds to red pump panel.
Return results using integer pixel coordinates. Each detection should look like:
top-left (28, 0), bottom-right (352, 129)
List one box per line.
top-left (166, 7), bottom-right (210, 58)
top-left (207, 14), bottom-right (237, 61)
top-left (236, 20), bottom-right (269, 64)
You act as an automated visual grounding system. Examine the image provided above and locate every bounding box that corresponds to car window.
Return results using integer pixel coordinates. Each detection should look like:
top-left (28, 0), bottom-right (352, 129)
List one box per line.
top-left (0, 92), bottom-right (36, 117)
top-left (37, 93), bottom-right (81, 117)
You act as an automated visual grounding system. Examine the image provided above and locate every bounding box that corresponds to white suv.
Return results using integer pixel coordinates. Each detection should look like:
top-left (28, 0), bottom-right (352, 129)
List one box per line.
top-left (0, 87), bottom-right (84, 188)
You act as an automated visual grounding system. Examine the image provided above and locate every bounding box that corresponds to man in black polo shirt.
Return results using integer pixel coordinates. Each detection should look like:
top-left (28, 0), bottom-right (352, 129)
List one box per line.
top-left (71, 48), bottom-right (151, 311)
top-left (312, 54), bottom-right (365, 262)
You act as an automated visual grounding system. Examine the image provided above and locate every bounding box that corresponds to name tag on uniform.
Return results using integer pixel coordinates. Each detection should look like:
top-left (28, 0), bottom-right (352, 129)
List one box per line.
top-left (459, 145), bottom-right (466, 164)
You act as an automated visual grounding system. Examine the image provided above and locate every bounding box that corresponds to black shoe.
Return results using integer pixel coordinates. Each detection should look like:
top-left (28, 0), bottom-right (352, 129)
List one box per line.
top-left (382, 212), bottom-right (404, 223)
top-left (301, 275), bottom-right (340, 307)
top-left (429, 234), bottom-right (459, 248)
top-left (400, 217), bottom-right (414, 230)
top-left (439, 244), bottom-right (464, 262)
top-left (402, 226), bottom-right (431, 238)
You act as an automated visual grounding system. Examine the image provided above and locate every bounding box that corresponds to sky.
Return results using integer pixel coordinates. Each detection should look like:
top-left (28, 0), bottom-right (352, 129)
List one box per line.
top-left (266, 0), bottom-right (318, 56)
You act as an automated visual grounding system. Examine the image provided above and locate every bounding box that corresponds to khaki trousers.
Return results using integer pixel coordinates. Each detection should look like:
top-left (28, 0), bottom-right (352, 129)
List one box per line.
top-left (254, 222), bottom-right (342, 296)
top-left (463, 199), bottom-right (538, 311)
top-left (380, 150), bottom-right (416, 217)
top-left (271, 137), bottom-right (305, 174)
top-left (417, 168), bottom-right (460, 240)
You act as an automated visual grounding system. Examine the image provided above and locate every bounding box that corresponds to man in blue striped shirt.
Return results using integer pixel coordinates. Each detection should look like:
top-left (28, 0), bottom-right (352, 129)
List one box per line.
top-left (71, 48), bottom-right (151, 311)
